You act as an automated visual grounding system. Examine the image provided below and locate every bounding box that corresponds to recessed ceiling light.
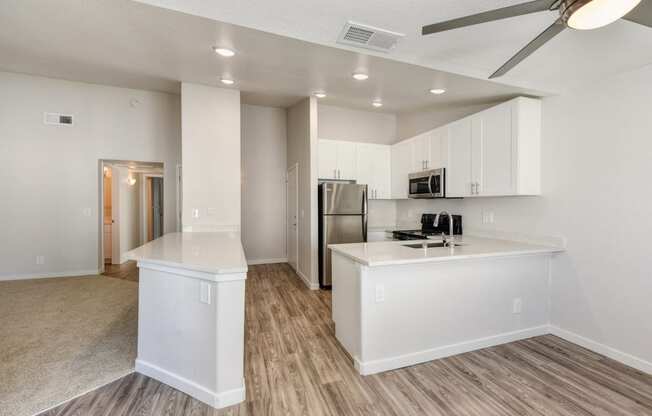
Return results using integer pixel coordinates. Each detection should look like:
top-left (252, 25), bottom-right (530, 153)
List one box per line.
top-left (220, 78), bottom-right (235, 85)
top-left (314, 91), bottom-right (327, 98)
top-left (213, 47), bottom-right (235, 57)
top-left (353, 73), bottom-right (369, 81)
top-left (429, 88), bottom-right (446, 95)
top-left (372, 100), bottom-right (383, 108)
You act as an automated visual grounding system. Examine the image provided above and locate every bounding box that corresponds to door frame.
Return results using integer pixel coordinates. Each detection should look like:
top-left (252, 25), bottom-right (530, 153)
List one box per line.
top-left (98, 159), bottom-right (165, 273)
top-left (286, 163), bottom-right (299, 272)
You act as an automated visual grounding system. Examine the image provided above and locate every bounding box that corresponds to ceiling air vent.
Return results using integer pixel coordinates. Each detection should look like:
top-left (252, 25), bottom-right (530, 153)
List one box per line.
top-left (337, 21), bottom-right (405, 52)
top-left (44, 112), bottom-right (74, 126)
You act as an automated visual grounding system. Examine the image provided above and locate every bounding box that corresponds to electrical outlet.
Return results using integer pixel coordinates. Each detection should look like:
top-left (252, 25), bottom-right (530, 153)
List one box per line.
top-left (36, 256), bottom-right (45, 265)
top-left (488, 211), bottom-right (495, 224)
top-left (512, 298), bottom-right (522, 314)
top-left (375, 285), bottom-right (385, 303)
top-left (82, 207), bottom-right (92, 217)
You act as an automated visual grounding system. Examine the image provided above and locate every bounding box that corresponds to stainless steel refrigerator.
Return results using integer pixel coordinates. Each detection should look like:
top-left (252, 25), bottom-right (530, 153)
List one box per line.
top-left (318, 182), bottom-right (368, 288)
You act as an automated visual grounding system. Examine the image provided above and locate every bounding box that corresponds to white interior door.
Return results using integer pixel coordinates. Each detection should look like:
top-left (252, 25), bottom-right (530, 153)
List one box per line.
top-left (286, 164), bottom-right (299, 271)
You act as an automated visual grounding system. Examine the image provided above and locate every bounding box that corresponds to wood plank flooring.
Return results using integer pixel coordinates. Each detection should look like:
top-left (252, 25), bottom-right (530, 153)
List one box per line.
top-left (40, 263), bottom-right (652, 416)
top-left (103, 261), bottom-right (139, 282)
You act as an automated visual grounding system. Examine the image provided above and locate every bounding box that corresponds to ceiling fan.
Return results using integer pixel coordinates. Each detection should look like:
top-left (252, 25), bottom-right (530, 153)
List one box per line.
top-left (422, 0), bottom-right (652, 78)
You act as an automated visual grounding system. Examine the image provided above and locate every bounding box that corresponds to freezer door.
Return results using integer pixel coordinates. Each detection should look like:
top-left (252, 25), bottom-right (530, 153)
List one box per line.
top-left (322, 183), bottom-right (368, 215)
top-left (321, 214), bottom-right (367, 287)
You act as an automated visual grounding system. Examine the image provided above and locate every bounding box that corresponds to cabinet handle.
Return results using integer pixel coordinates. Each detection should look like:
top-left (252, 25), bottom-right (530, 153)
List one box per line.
top-left (333, 169), bottom-right (337, 179)
top-left (476, 182), bottom-right (480, 195)
top-left (425, 160), bottom-right (429, 169)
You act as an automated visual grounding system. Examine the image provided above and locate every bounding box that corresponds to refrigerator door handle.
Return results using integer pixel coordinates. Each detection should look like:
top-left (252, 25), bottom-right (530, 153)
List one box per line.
top-left (362, 186), bottom-right (368, 215)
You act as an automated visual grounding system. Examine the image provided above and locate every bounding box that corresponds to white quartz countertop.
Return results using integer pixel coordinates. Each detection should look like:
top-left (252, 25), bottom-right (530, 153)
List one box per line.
top-left (329, 235), bottom-right (563, 267)
top-left (127, 232), bottom-right (248, 275)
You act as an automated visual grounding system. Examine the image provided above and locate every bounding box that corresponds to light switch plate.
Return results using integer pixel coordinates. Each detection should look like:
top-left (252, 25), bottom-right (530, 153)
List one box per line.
top-left (36, 256), bottom-right (45, 265)
top-left (192, 209), bottom-right (200, 219)
top-left (200, 281), bottom-right (211, 304)
top-left (512, 298), bottom-right (522, 314)
top-left (375, 285), bottom-right (385, 303)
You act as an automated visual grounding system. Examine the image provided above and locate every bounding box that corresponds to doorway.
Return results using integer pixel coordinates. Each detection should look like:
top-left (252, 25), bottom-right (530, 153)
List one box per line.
top-left (145, 175), bottom-right (164, 242)
top-left (99, 160), bottom-right (164, 277)
top-left (287, 164), bottom-right (299, 272)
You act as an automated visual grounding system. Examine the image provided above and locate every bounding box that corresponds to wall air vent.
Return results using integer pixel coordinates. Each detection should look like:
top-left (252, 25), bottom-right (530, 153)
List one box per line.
top-left (337, 21), bottom-right (405, 52)
top-left (44, 112), bottom-right (74, 126)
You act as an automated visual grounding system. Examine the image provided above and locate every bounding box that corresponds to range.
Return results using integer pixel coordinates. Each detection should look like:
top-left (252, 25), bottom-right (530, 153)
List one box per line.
top-left (392, 213), bottom-right (463, 241)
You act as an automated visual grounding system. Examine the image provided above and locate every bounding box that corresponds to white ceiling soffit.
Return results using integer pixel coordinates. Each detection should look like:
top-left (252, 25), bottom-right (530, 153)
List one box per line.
top-left (135, 0), bottom-right (652, 94)
top-left (0, 0), bottom-right (544, 113)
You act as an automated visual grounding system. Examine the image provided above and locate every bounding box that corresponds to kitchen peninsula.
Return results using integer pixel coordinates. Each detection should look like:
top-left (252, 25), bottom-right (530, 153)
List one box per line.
top-left (127, 232), bottom-right (248, 409)
top-left (329, 236), bottom-right (562, 375)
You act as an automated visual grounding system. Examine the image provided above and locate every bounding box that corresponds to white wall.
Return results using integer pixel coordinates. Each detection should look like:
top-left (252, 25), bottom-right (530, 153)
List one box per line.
top-left (461, 65), bottom-right (652, 369)
top-left (396, 101), bottom-right (500, 141)
top-left (394, 65), bottom-right (652, 370)
top-left (0, 72), bottom-right (180, 280)
top-left (181, 83), bottom-right (241, 232)
top-left (241, 104), bottom-right (288, 264)
top-left (287, 98), bottom-right (319, 288)
top-left (318, 104), bottom-right (397, 145)
top-left (116, 167), bottom-right (141, 263)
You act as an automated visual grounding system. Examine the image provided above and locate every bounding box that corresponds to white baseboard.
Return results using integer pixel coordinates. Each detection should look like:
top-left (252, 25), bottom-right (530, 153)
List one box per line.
top-left (135, 359), bottom-right (246, 409)
top-left (0, 269), bottom-right (100, 282)
top-left (295, 268), bottom-right (319, 290)
top-left (354, 325), bottom-right (550, 375)
top-left (550, 326), bottom-right (652, 375)
top-left (247, 258), bottom-right (288, 265)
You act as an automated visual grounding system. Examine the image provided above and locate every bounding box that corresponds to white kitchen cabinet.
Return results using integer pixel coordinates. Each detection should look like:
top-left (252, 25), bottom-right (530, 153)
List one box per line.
top-left (446, 97), bottom-right (541, 197)
top-left (337, 141), bottom-right (357, 180)
top-left (411, 133), bottom-right (431, 172)
top-left (356, 143), bottom-right (391, 199)
top-left (429, 126), bottom-right (448, 170)
top-left (390, 139), bottom-right (413, 199)
top-left (318, 140), bottom-right (338, 179)
top-left (446, 117), bottom-right (474, 197)
top-left (318, 139), bottom-right (357, 180)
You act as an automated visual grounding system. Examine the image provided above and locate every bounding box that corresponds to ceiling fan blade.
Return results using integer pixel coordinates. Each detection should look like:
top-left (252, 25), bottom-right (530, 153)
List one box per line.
top-left (489, 18), bottom-right (565, 79)
top-left (623, 0), bottom-right (652, 28)
top-left (422, 0), bottom-right (559, 35)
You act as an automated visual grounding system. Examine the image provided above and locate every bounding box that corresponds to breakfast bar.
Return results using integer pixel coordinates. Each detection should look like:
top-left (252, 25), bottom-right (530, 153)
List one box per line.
top-left (329, 236), bottom-right (563, 375)
top-left (127, 232), bottom-right (248, 409)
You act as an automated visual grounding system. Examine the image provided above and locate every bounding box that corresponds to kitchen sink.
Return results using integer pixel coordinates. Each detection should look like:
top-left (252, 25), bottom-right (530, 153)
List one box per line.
top-left (403, 242), bottom-right (466, 249)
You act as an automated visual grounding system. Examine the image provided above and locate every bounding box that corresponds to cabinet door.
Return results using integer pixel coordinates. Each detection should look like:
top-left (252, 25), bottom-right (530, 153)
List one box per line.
top-left (391, 139), bottom-right (412, 199)
top-left (411, 134), bottom-right (430, 171)
top-left (318, 140), bottom-right (338, 179)
top-left (429, 127), bottom-right (448, 169)
top-left (447, 118), bottom-right (473, 197)
top-left (480, 102), bottom-right (515, 196)
top-left (375, 145), bottom-right (392, 199)
top-left (356, 143), bottom-right (376, 197)
top-left (336, 141), bottom-right (357, 180)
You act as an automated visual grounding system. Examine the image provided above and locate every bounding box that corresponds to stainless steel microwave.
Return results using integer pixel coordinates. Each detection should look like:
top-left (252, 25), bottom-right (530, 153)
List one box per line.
top-left (408, 168), bottom-right (445, 199)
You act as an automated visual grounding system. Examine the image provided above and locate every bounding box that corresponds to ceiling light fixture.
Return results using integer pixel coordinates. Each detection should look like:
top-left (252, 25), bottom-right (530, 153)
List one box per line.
top-left (562, 0), bottom-right (642, 30)
top-left (372, 100), bottom-right (383, 108)
top-left (220, 78), bottom-right (235, 85)
top-left (314, 91), bottom-right (327, 98)
top-left (213, 47), bottom-right (235, 57)
top-left (429, 88), bottom-right (446, 95)
top-left (352, 73), bottom-right (369, 81)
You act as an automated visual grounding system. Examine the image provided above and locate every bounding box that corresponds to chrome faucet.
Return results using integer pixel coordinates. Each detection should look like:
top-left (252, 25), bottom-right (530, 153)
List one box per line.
top-left (434, 211), bottom-right (455, 247)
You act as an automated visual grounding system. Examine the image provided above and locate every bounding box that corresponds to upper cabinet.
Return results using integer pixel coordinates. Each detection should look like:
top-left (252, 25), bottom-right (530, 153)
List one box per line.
top-left (356, 143), bottom-right (391, 199)
top-left (390, 139), bottom-right (412, 199)
top-left (318, 139), bottom-right (357, 180)
top-left (320, 96), bottom-right (541, 200)
top-left (446, 97), bottom-right (542, 197)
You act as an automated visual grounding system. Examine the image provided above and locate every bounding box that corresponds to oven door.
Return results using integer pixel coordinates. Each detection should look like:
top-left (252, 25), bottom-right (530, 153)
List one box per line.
top-left (408, 168), bottom-right (445, 198)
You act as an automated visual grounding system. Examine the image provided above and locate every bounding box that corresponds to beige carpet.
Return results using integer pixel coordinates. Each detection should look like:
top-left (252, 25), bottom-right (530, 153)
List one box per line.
top-left (0, 275), bottom-right (138, 416)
